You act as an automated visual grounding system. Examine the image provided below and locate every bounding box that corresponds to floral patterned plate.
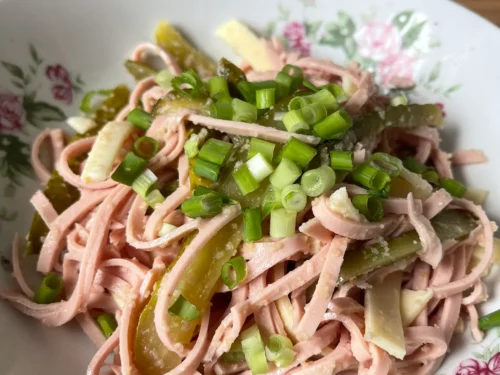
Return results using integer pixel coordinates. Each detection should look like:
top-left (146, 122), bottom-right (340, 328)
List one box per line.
top-left (1, 0), bottom-right (500, 374)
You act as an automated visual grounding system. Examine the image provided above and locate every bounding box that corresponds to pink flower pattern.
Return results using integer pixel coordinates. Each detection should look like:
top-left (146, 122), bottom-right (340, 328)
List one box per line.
top-left (355, 22), bottom-right (401, 62)
top-left (283, 21), bottom-right (312, 57)
top-left (456, 354), bottom-right (500, 375)
top-left (376, 51), bottom-right (417, 88)
top-left (45, 64), bottom-right (73, 105)
top-left (0, 93), bottom-right (24, 133)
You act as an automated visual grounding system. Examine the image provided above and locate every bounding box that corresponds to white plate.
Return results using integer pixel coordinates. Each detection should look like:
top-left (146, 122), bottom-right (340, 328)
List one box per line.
top-left (0, 0), bottom-right (499, 373)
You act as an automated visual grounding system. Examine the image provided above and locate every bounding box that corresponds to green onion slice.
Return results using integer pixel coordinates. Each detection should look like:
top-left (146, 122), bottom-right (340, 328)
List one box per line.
top-left (288, 96), bottom-right (310, 111)
top-left (313, 110), bottom-right (352, 140)
top-left (233, 164), bottom-right (260, 196)
top-left (243, 208), bottom-right (263, 243)
top-left (34, 273), bottom-right (63, 304)
top-left (479, 309), bottom-right (500, 331)
top-left (246, 153), bottom-right (274, 182)
top-left (283, 109), bottom-right (309, 133)
top-left (248, 138), bottom-right (275, 162)
top-left (146, 189), bottom-right (165, 208)
top-left (275, 71), bottom-right (294, 99)
top-left (303, 80), bottom-right (319, 92)
top-left (322, 83), bottom-right (348, 103)
top-left (80, 89), bottom-right (113, 114)
top-left (132, 169), bottom-right (158, 198)
top-left (270, 208), bottom-right (297, 238)
top-left (277, 137), bottom-right (317, 169)
top-left (441, 178), bottom-right (467, 198)
top-left (241, 325), bottom-right (269, 374)
top-left (301, 166), bottom-right (336, 197)
top-left (269, 158), bottom-right (302, 190)
top-left (208, 76), bottom-right (230, 100)
top-left (221, 256), bottom-right (247, 290)
top-left (370, 152), bottom-right (403, 177)
top-left (156, 69), bottom-right (174, 90)
top-left (265, 335), bottom-right (296, 368)
top-left (198, 138), bottom-right (233, 166)
top-left (262, 186), bottom-right (283, 218)
top-left (301, 102), bottom-right (328, 125)
top-left (168, 294), bottom-right (200, 321)
top-left (232, 98), bottom-right (258, 123)
top-left (181, 193), bottom-right (223, 218)
top-left (281, 184), bottom-right (307, 212)
top-left (127, 107), bottom-right (154, 130)
top-left (402, 157), bottom-right (428, 174)
top-left (210, 96), bottom-right (234, 120)
top-left (330, 151), bottom-right (354, 171)
top-left (193, 157), bottom-right (221, 182)
top-left (111, 152), bottom-right (148, 186)
top-left (193, 186), bottom-right (231, 203)
top-left (184, 134), bottom-right (200, 158)
top-left (281, 64), bottom-right (304, 93)
top-left (222, 341), bottom-right (246, 363)
top-left (171, 70), bottom-right (204, 98)
top-left (256, 88), bottom-right (276, 109)
top-left (351, 163), bottom-right (391, 191)
top-left (133, 136), bottom-right (159, 160)
top-left (97, 314), bottom-right (118, 339)
top-left (351, 194), bottom-right (384, 222)
top-left (306, 88), bottom-right (338, 111)
top-left (422, 169), bottom-right (440, 185)
top-left (237, 81), bottom-right (256, 103)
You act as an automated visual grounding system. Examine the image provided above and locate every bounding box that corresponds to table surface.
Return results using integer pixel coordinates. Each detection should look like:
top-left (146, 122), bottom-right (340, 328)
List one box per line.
top-left (457, 0), bottom-right (500, 26)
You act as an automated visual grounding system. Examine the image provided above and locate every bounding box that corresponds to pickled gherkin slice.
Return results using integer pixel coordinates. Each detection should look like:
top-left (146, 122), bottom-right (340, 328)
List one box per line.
top-left (134, 219), bottom-right (243, 374)
top-left (155, 20), bottom-right (216, 78)
top-left (338, 209), bottom-right (478, 284)
top-left (216, 58), bottom-right (247, 96)
top-left (25, 85), bottom-right (130, 255)
top-left (151, 91), bottom-right (211, 117)
top-left (125, 59), bottom-right (158, 80)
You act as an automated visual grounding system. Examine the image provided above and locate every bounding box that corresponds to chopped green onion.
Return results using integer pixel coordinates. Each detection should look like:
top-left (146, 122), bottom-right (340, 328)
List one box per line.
top-left (155, 69), bottom-right (174, 90)
top-left (158, 222), bottom-right (177, 237)
top-left (35, 273), bottom-right (63, 304)
top-left (303, 80), bottom-right (319, 92)
top-left (184, 134), bottom-right (200, 158)
top-left (479, 309), bottom-right (500, 331)
top-left (248, 138), bottom-right (275, 162)
top-left (80, 89), bottom-right (113, 114)
top-left (306, 89), bottom-right (338, 111)
top-left (171, 70), bottom-right (204, 98)
top-left (241, 325), bottom-right (269, 374)
top-left (256, 88), bottom-right (276, 109)
top-left (422, 169), bottom-right (440, 185)
top-left (193, 157), bottom-right (221, 182)
top-left (322, 83), bottom-right (348, 103)
top-left (351, 194), bottom-right (384, 222)
top-left (223, 341), bottom-right (246, 363)
top-left (193, 186), bottom-right (231, 203)
top-left (221, 256), bottom-right (247, 289)
top-left (403, 157), bottom-right (427, 174)
top-left (198, 138), bottom-right (233, 166)
top-left (237, 81), bottom-right (256, 103)
top-left (370, 152), bottom-right (403, 177)
top-left (270, 208), bottom-right (297, 238)
top-left (209, 76), bottom-right (230, 100)
top-left (275, 71), bottom-right (294, 98)
top-left (111, 152), bottom-right (148, 186)
top-left (133, 136), bottom-right (159, 160)
top-left (301, 166), bottom-right (336, 197)
top-left (232, 98), bottom-right (257, 123)
top-left (441, 178), bottom-right (467, 198)
top-left (313, 110), bottom-right (352, 140)
top-left (246, 153), bottom-right (274, 182)
top-left (281, 64), bottom-right (304, 93)
top-left (281, 184), bottom-right (307, 212)
top-left (262, 186), bottom-right (282, 218)
top-left (270, 158), bottom-right (302, 190)
top-left (368, 187), bottom-right (390, 200)
top-left (233, 164), bottom-right (260, 195)
top-left (288, 96), bottom-right (310, 111)
top-left (265, 335), bottom-right (296, 368)
top-left (243, 208), bottom-right (263, 243)
top-left (330, 151), bottom-right (354, 171)
top-left (283, 109), bottom-right (309, 133)
top-left (127, 108), bottom-right (153, 130)
top-left (97, 314), bottom-right (117, 339)
top-left (277, 137), bottom-right (317, 169)
top-left (132, 169), bottom-right (158, 198)
top-left (146, 189), bottom-right (165, 208)
top-left (181, 193), bottom-right (223, 218)
top-left (391, 94), bottom-right (408, 107)
top-left (168, 294), bottom-right (200, 321)
top-left (252, 80), bottom-right (277, 91)
top-left (301, 102), bottom-right (328, 125)
top-left (210, 96), bottom-right (234, 120)
top-left (351, 163), bottom-right (391, 191)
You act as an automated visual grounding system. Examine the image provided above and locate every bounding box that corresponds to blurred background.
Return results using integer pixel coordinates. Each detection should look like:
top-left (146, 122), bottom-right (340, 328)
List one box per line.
top-left (457, 0), bottom-right (500, 26)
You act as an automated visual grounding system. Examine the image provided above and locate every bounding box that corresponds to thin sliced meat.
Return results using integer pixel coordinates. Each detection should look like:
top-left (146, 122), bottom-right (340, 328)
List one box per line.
top-left (451, 149), bottom-right (488, 166)
top-left (30, 191), bottom-right (58, 226)
top-left (250, 273), bottom-right (276, 340)
top-left (295, 236), bottom-right (348, 341)
top-left (31, 129), bottom-right (54, 184)
top-left (131, 42), bottom-right (182, 75)
top-left (312, 195), bottom-right (400, 240)
top-left (76, 313), bottom-right (107, 348)
top-left (407, 193), bottom-right (442, 269)
top-left (87, 328), bottom-right (120, 375)
top-left (11, 233), bottom-right (34, 298)
top-left (422, 189), bottom-right (452, 219)
top-left (299, 218), bottom-right (333, 243)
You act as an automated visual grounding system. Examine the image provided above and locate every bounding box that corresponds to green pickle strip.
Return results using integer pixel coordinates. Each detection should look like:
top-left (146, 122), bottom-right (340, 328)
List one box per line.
top-left (125, 60), bottom-right (158, 81)
top-left (25, 85), bottom-right (130, 255)
top-left (134, 219), bottom-right (243, 375)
